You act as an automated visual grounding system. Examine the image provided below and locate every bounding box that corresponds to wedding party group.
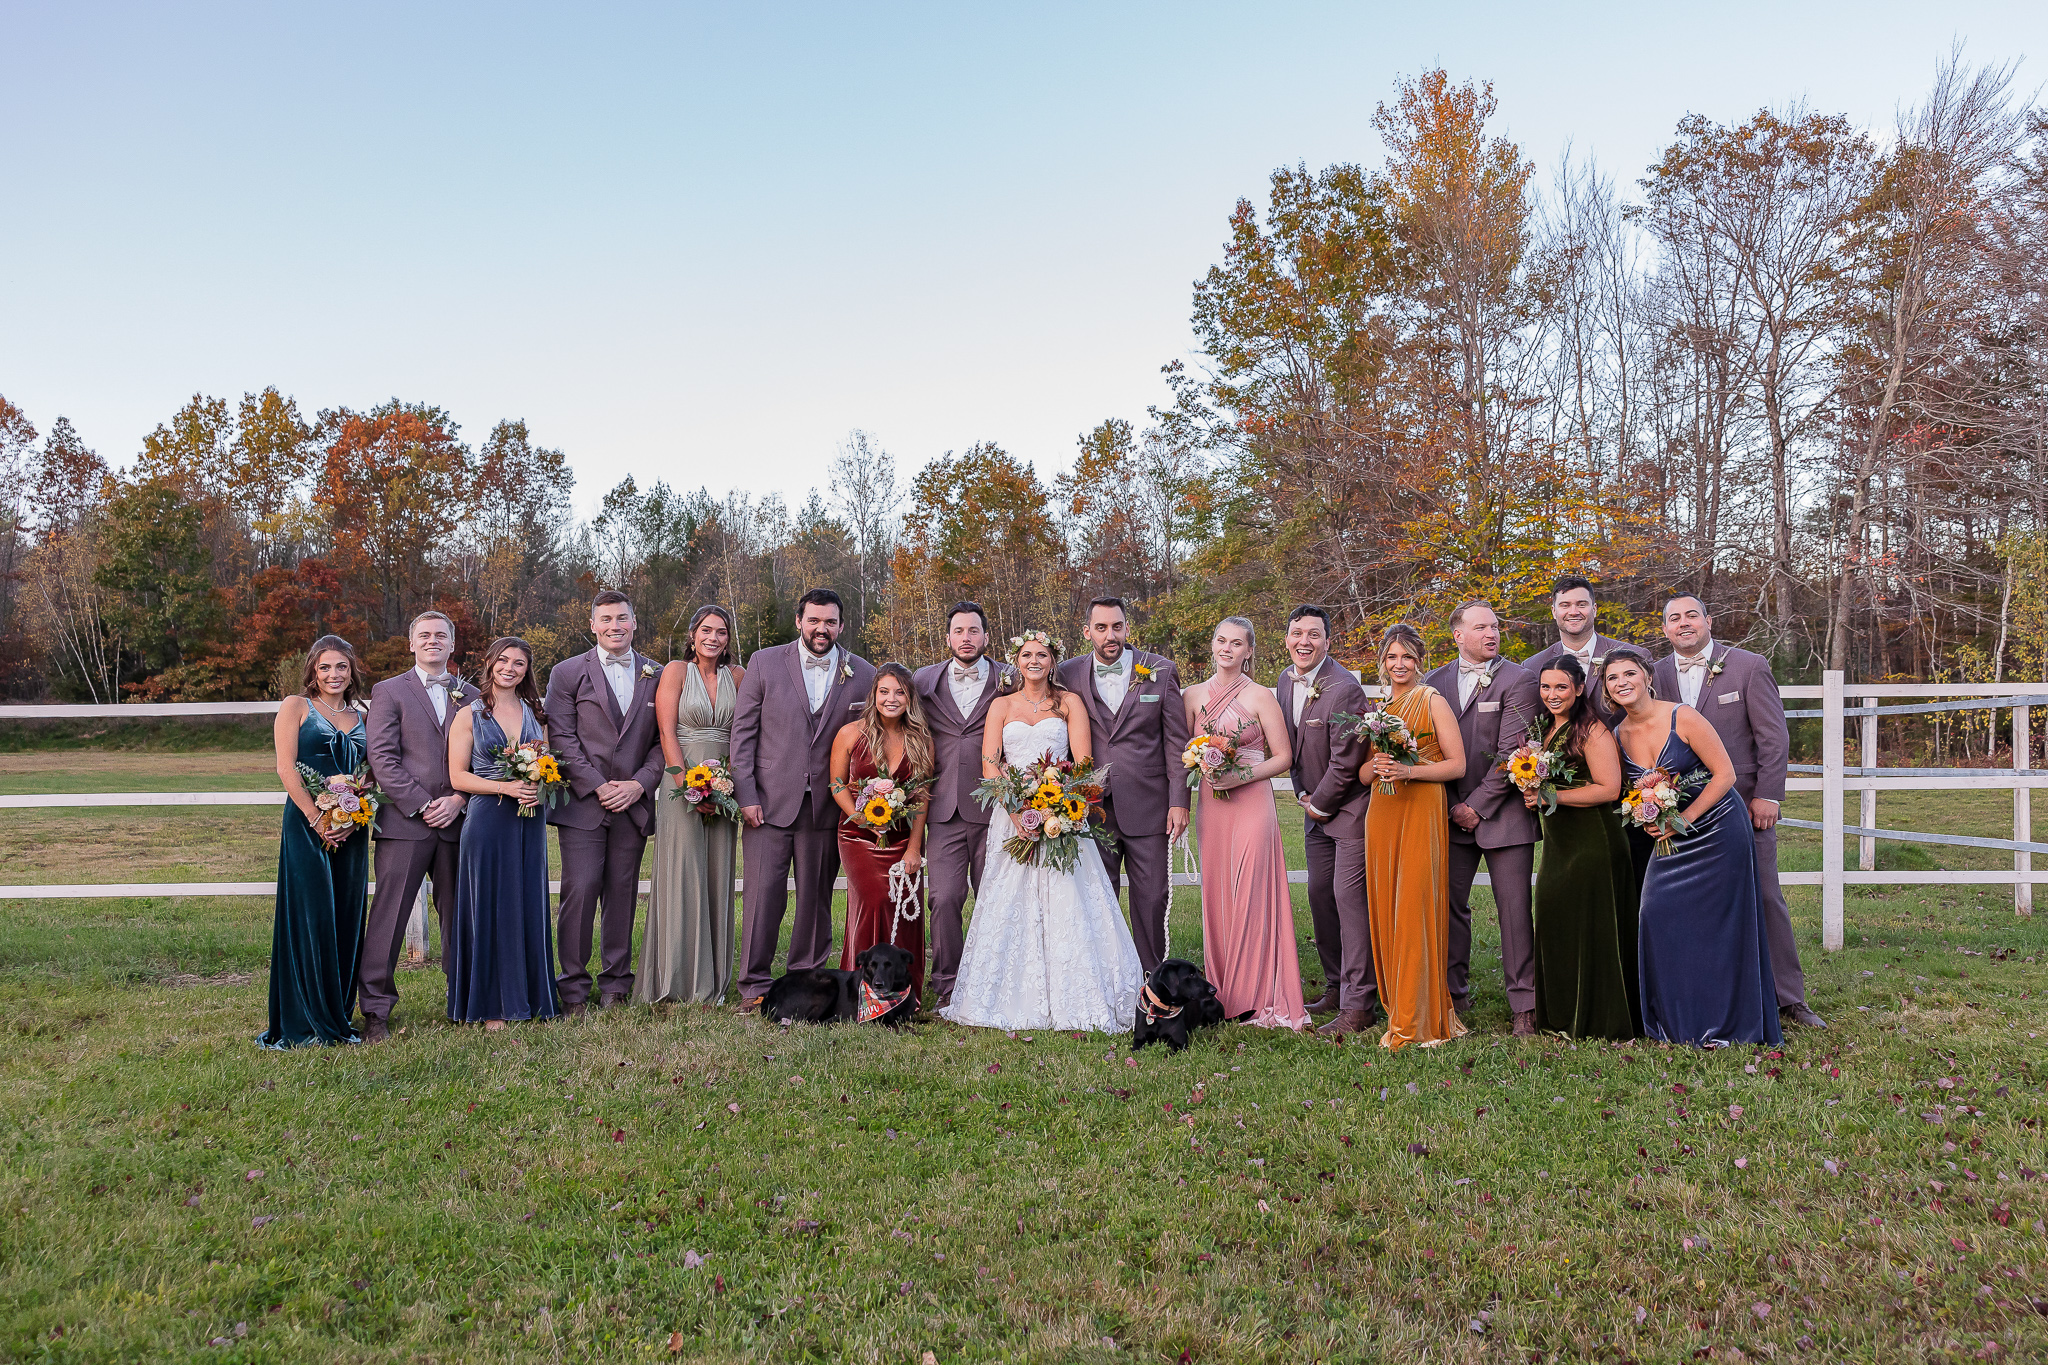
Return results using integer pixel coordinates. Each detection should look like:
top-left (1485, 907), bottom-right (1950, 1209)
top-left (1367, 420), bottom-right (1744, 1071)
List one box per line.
top-left (258, 575), bottom-right (1825, 1055)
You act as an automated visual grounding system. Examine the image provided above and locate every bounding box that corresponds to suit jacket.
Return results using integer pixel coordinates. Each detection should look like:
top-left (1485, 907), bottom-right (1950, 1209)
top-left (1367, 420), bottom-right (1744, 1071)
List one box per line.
top-left (543, 648), bottom-right (668, 835)
top-left (1421, 656), bottom-right (1540, 850)
top-left (914, 657), bottom-right (1014, 824)
top-left (1525, 632), bottom-right (1629, 723)
top-left (728, 642), bottom-right (877, 831)
top-left (1652, 643), bottom-right (1787, 803)
top-left (1056, 649), bottom-right (1189, 838)
top-left (366, 669), bottom-right (468, 843)
top-left (1275, 656), bottom-right (1372, 840)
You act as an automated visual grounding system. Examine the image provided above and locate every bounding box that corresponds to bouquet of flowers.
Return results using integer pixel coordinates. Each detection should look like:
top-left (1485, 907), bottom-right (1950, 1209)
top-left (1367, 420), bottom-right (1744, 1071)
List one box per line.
top-left (1499, 727), bottom-right (1582, 816)
top-left (668, 757), bottom-right (741, 822)
top-left (973, 756), bottom-right (1114, 872)
top-left (1335, 708), bottom-right (1422, 794)
top-left (490, 740), bottom-right (568, 818)
top-left (1617, 765), bottom-right (1709, 856)
top-left (849, 772), bottom-right (931, 849)
top-left (1182, 717), bottom-right (1256, 801)
top-left (295, 763), bottom-right (382, 846)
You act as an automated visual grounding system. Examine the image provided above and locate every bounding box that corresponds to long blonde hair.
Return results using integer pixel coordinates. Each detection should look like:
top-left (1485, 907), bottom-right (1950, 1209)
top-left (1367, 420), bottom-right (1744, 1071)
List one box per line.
top-left (860, 662), bottom-right (935, 780)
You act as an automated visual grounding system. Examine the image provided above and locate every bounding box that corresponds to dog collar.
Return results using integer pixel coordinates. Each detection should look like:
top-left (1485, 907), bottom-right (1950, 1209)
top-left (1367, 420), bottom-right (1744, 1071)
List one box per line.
top-left (1139, 983), bottom-right (1183, 1025)
top-left (858, 980), bottom-right (910, 1023)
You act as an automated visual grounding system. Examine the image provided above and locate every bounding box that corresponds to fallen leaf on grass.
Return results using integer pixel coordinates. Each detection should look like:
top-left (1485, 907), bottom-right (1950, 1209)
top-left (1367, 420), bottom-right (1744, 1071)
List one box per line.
top-left (668, 1330), bottom-right (686, 1353)
top-left (1751, 1302), bottom-right (1770, 1320)
top-left (726, 1102), bottom-right (740, 1115)
top-left (1407, 1143), bottom-right (1429, 1157)
top-left (683, 1250), bottom-right (705, 1269)
top-left (244, 1170), bottom-right (263, 1182)
top-left (250, 1215), bottom-right (273, 1229)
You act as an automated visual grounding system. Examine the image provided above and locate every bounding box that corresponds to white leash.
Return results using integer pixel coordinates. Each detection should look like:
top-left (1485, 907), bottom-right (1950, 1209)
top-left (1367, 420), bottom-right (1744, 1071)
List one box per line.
top-left (887, 860), bottom-right (925, 946)
top-left (1166, 831), bottom-right (1199, 956)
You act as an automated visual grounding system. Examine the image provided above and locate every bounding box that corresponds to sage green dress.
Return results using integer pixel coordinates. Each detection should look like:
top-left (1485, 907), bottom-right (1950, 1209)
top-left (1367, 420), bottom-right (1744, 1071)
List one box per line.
top-left (636, 665), bottom-right (739, 1003)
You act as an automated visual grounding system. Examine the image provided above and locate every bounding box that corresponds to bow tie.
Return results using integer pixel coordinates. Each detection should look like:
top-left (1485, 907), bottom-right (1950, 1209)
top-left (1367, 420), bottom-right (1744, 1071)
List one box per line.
top-left (601, 652), bottom-right (633, 671)
top-left (1562, 645), bottom-right (1594, 660)
top-left (950, 662), bottom-right (982, 681)
top-left (1459, 659), bottom-right (1492, 677)
top-left (803, 651), bottom-right (835, 672)
top-left (420, 672), bottom-right (453, 689)
top-left (1095, 660), bottom-right (1124, 679)
top-left (1676, 653), bottom-right (1713, 672)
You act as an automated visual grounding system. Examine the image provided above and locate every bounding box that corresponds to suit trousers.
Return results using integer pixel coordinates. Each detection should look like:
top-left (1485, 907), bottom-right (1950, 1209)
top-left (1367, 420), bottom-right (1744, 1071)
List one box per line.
top-left (923, 815), bottom-right (987, 998)
top-left (555, 819), bottom-right (648, 1008)
top-left (1304, 821), bottom-right (1377, 1010)
top-left (358, 834), bottom-right (460, 1022)
top-left (1752, 821), bottom-right (1805, 1007)
top-left (1447, 839), bottom-right (1536, 1014)
top-left (1101, 824), bottom-right (1171, 973)
top-left (737, 795), bottom-right (840, 998)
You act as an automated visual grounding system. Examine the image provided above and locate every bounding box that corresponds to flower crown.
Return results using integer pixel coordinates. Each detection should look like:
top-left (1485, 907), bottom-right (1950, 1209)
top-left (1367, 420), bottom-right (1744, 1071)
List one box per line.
top-left (1005, 630), bottom-right (1065, 663)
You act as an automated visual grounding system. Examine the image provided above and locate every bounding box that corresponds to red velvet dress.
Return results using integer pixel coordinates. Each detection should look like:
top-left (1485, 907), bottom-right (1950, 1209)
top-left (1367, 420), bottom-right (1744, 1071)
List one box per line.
top-left (837, 736), bottom-right (927, 1001)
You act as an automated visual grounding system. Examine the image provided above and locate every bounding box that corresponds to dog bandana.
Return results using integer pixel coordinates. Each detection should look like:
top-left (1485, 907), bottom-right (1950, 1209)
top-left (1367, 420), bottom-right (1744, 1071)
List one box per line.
top-left (1138, 983), bottom-right (1183, 1026)
top-left (858, 980), bottom-right (910, 1023)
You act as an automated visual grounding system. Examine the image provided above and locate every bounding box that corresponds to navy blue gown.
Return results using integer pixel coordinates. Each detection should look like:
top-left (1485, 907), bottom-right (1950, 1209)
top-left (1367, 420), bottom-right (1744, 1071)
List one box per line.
top-left (1628, 708), bottom-right (1782, 1048)
top-left (447, 700), bottom-right (560, 1023)
top-left (260, 706), bottom-right (368, 1049)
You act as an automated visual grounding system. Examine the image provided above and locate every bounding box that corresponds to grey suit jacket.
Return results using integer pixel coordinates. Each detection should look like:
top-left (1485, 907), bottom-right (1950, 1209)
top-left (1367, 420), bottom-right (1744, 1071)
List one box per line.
top-left (1652, 643), bottom-right (1787, 803)
top-left (1275, 656), bottom-right (1372, 840)
top-left (1056, 649), bottom-right (1189, 837)
top-left (366, 669), bottom-right (467, 842)
top-left (543, 649), bottom-right (667, 835)
top-left (914, 658), bottom-right (1013, 824)
top-left (1421, 657), bottom-right (1541, 850)
top-left (728, 642), bottom-right (877, 830)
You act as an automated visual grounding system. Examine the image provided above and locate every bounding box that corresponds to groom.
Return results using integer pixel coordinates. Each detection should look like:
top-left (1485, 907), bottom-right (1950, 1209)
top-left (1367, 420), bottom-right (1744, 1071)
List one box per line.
top-left (1059, 597), bottom-right (1188, 973)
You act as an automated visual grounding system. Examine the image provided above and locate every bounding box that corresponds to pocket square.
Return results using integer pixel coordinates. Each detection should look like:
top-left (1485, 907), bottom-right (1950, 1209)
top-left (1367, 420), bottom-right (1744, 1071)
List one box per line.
top-left (1477, 700), bottom-right (1500, 713)
top-left (1139, 694), bottom-right (1160, 704)
top-left (1717, 690), bottom-right (1741, 704)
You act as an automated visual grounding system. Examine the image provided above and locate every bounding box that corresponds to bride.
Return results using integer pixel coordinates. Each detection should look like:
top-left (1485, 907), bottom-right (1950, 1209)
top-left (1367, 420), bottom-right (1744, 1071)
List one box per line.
top-left (940, 630), bottom-right (1144, 1033)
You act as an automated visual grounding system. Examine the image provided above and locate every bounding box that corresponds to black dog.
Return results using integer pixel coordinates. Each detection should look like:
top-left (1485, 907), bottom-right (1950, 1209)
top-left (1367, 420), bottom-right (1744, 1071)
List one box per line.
top-left (1131, 958), bottom-right (1226, 1052)
top-left (759, 944), bottom-right (917, 1028)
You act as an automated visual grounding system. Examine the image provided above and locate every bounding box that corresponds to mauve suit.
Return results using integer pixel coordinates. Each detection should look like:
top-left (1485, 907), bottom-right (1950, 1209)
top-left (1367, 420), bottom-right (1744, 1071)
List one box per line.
top-left (545, 648), bottom-right (667, 1007)
top-left (1422, 656), bottom-right (1542, 1014)
top-left (728, 643), bottom-right (877, 998)
top-left (1276, 657), bottom-right (1377, 1010)
top-left (360, 669), bottom-right (468, 1024)
top-left (913, 658), bottom-right (1012, 998)
top-left (1057, 649), bottom-right (1189, 972)
top-left (1652, 642), bottom-right (1806, 1008)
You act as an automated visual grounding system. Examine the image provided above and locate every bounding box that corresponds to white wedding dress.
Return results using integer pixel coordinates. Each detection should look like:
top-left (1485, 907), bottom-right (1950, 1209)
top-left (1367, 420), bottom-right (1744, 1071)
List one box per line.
top-left (939, 717), bottom-right (1145, 1033)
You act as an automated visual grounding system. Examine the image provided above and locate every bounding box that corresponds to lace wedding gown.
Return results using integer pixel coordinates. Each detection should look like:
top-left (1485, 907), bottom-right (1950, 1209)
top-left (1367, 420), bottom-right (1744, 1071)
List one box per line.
top-left (939, 717), bottom-right (1145, 1033)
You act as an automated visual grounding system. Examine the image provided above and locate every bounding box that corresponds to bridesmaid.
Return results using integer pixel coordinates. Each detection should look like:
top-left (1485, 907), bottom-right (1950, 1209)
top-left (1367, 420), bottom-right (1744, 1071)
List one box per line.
top-left (1360, 623), bottom-right (1468, 1051)
top-left (1526, 655), bottom-right (1637, 1040)
top-left (1183, 616), bottom-right (1307, 1030)
top-left (638, 606), bottom-right (745, 1004)
top-left (1604, 646), bottom-right (1781, 1048)
top-left (829, 663), bottom-right (934, 1004)
top-left (446, 637), bottom-right (560, 1030)
top-left (260, 635), bottom-right (371, 1049)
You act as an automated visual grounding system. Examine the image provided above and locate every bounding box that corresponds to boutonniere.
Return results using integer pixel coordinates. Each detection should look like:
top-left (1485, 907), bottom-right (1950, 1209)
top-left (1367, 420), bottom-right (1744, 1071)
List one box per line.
top-left (998, 666), bottom-right (1019, 692)
top-left (639, 662), bottom-right (657, 680)
top-left (449, 683), bottom-right (467, 702)
top-left (1304, 678), bottom-right (1324, 703)
top-left (1133, 661), bottom-right (1155, 681)
top-left (840, 662), bottom-right (855, 682)
top-left (1477, 661), bottom-right (1498, 690)
top-left (1708, 657), bottom-right (1726, 679)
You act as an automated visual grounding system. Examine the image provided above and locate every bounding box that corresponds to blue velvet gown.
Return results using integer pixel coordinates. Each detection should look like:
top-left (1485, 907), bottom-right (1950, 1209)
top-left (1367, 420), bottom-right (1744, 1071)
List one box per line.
top-left (1628, 709), bottom-right (1782, 1048)
top-left (447, 700), bottom-right (560, 1023)
top-left (259, 707), bottom-right (368, 1049)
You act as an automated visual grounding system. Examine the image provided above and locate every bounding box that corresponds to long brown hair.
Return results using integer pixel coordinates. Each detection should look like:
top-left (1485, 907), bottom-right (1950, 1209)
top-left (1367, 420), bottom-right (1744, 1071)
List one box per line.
top-left (476, 636), bottom-right (548, 729)
top-left (682, 604), bottom-right (735, 666)
top-left (1535, 654), bottom-right (1599, 757)
top-left (300, 635), bottom-right (365, 707)
top-left (860, 661), bottom-right (935, 780)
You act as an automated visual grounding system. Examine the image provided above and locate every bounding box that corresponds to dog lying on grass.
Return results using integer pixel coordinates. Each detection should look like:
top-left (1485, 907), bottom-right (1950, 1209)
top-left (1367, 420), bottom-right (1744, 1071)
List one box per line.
top-left (1131, 957), bottom-right (1226, 1052)
top-left (759, 944), bottom-right (917, 1028)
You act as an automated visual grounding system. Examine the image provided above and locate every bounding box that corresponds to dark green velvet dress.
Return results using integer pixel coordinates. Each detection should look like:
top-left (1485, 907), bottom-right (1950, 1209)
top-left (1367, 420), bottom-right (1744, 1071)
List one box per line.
top-left (258, 707), bottom-right (369, 1048)
top-left (1531, 734), bottom-right (1640, 1041)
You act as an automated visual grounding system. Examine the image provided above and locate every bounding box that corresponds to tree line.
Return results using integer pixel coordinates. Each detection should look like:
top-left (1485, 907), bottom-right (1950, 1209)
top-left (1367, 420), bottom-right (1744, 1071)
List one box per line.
top-left (3, 56), bottom-right (2045, 702)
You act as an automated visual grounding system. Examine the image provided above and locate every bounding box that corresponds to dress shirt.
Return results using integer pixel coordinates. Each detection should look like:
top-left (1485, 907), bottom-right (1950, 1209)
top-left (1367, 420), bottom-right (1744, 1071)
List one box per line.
top-left (600, 648), bottom-right (637, 715)
top-left (947, 656), bottom-right (989, 716)
top-left (1289, 662), bottom-right (1321, 727)
top-left (1556, 638), bottom-right (1599, 667)
top-left (415, 665), bottom-right (451, 725)
top-left (1674, 638), bottom-right (1715, 709)
top-left (801, 646), bottom-right (838, 713)
top-left (1457, 656), bottom-right (1492, 709)
top-left (1093, 650), bottom-right (1134, 711)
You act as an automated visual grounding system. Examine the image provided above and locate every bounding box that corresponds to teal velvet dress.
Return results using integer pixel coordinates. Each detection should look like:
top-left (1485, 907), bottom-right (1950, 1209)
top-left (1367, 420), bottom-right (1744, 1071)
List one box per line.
top-left (258, 706), bottom-right (369, 1048)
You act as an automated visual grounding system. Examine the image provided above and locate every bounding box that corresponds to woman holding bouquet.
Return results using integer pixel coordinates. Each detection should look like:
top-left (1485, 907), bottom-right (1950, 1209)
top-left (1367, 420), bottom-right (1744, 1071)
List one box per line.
top-left (1603, 647), bottom-right (1779, 1048)
top-left (639, 606), bottom-right (746, 1005)
top-left (446, 637), bottom-right (560, 1029)
top-left (1525, 656), bottom-right (1637, 1040)
top-left (1182, 616), bottom-right (1306, 1029)
top-left (829, 663), bottom-right (936, 1002)
top-left (1360, 624), bottom-right (1467, 1050)
top-left (260, 635), bottom-right (372, 1049)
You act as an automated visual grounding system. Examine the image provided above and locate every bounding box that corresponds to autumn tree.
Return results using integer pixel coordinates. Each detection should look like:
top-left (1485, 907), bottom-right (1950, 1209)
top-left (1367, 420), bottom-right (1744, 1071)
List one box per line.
top-left (315, 400), bottom-right (474, 639)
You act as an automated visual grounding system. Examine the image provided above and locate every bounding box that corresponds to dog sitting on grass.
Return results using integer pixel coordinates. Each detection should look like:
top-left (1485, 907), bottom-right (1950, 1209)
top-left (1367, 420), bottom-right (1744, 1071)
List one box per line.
top-left (1131, 958), bottom-right (1226, 1052)
top-left (759, 944), bottom-right (917, 1028)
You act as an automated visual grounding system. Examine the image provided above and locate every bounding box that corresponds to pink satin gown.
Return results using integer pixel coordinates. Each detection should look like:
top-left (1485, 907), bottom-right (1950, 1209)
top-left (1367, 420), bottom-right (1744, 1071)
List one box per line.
top-left (1195, 676), bottom-right (1309, 1029)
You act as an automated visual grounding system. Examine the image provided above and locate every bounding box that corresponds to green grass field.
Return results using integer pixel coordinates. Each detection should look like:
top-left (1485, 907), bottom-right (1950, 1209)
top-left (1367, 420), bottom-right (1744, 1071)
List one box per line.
top-left (1, 752), bottom-right (2044, 1362)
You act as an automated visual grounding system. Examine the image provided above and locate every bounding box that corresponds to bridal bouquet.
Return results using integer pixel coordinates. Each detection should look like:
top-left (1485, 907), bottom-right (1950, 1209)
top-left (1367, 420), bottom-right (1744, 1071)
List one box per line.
top-left (1183, 718), bottom-right (1255, 801)
top-left (668, 757), bottom-right (741, 822)
top-left (490, 740), bottom-right (568, 817)
top-left (1617, 765), bottom-right (1708, 856)
top-left (974, 756), bottom-right (1114, 872)
top-left (850, 773), bottom-right (930, 849)
top-left (295, 763), bottom-right (383, 845)
top-left (1335, 708), bottom-right (1421, 794)
top-left (1499, 728), bottom-right (1581, 816)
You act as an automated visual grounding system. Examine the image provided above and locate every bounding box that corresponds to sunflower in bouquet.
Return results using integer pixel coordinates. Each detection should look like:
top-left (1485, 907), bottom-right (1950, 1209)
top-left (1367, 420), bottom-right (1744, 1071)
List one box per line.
top-left (668, 756), bottom-right (742, 821)
top-left (295, 763), bottom-right (384, 848)
top-left (490, 739), bottom-right (569, 817)
top-left (974, 755), bottom-right (1114, 872)
top-left (1497, 724), bottom-right (1582, 816)
top-left (849, 773), bottom-right (931, 849)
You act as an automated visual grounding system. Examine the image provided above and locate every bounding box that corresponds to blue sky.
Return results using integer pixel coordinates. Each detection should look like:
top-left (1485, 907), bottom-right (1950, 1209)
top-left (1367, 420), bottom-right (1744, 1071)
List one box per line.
top-left (3, 2), bottom-right (2043, 514)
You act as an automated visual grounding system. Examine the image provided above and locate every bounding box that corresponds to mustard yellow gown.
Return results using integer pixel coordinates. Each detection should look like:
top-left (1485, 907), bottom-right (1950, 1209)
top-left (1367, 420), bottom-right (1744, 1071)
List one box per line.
top-left (1364, 685), bottom-right (1466, 1050)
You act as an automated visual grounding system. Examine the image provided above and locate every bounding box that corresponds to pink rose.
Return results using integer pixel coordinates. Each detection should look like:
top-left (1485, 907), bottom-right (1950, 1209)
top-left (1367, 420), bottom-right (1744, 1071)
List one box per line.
top-left (1200, 746), bottom-right (1228, 770)
top-left (711, 777), bottom-right (734, 795)
top-left (1017, 808), bottom-right (1045, 834)
top-left (337, 792), bottom-right (362, 813)
top-left (871, 779), bottom-right (895, 797)
top-left (326, 776), bottom-right (351, 793)
top-left (683, 787), bottom-right (705, 804)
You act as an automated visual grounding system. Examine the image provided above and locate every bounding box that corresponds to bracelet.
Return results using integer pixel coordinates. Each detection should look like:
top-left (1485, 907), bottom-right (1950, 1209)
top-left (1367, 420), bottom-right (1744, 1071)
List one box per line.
top-left (828, 779), bottom-right (848, 794)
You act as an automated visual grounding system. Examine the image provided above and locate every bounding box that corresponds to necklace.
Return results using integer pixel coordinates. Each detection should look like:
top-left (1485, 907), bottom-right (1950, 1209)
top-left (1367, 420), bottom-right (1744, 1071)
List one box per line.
top-left (1019, 687), bottom-right (1057, 715)
top-left (311, 695), bottom-right (356, 725)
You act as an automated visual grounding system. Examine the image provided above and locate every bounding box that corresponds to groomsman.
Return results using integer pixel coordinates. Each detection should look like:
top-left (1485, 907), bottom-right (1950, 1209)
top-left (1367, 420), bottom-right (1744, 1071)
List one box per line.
top-left (1275, 605), bottom-right (1377, 1037)
top-left (546, 591), bottom-right (666, 1013)
top-left (730, 588), bottom-right (876, 1011)
top-left (1654, 595), bottom-right (1826, 1030)
top-left (1525, 574), bottom-right (1628, 719)
top-left (359, 610), bottom-right (468, 1042)
top-left (1059, 597), bottom-right (1189, 973)
top-left (1424, 601), bottom-right (1542, 1036)
top-left (913, 601), bottom-right (1013, 1010)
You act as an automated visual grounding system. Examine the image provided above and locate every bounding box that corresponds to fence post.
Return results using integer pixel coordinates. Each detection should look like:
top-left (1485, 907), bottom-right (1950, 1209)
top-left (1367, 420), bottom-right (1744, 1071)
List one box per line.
top-left (404, 879), bottom-right (431, 962)
top-left (1821, 670), bottom-right (1845, 951)
top-left (1860, 695), bottom-right (1877, 872)
top-left (2017, 705), bottom-right (2033, 918)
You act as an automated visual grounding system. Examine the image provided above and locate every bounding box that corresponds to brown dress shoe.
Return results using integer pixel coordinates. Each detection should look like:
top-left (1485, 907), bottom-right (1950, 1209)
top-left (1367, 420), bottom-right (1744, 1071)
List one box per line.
top-left (1780, 1003), bottom-right (1828, 1030)
top-left (599, 992), bottom-right (630, 1010)
top-left (1450, 995), bottom-right (1471, 1018)
top-left (1316, 1008), bottom-right (1375, 1038)
top-left (1510, 1009), bottom-right (1537, 1037)
top-left (934, 992), bottom-right (953, 1012)
top-left (736, 995), bottom-right (765, 1015)
top-left (1303, 989), bottom-right (1341, 1015)
top-left (361, 1018), bottom-right (390, 1044)
top-left (561, 1001), bottom-right (587, 1019)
